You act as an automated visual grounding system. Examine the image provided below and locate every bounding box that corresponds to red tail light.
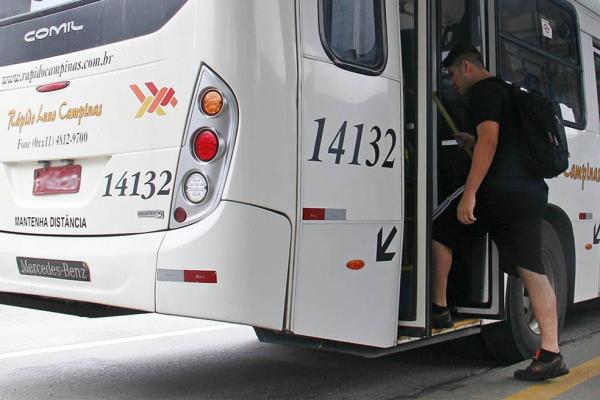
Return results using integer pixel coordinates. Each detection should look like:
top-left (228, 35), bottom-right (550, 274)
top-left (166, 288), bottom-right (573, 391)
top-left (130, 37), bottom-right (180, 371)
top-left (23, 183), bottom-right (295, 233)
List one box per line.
top-left (193, 130), bottom-right (219, 162)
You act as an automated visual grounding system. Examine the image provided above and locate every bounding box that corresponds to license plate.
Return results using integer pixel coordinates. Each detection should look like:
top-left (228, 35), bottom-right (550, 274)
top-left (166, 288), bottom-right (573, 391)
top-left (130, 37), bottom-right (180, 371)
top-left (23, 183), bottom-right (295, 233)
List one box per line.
top-left (33, 165), bottom-right (81, 195)
top-left (17, 257), bottom-right (90, 282)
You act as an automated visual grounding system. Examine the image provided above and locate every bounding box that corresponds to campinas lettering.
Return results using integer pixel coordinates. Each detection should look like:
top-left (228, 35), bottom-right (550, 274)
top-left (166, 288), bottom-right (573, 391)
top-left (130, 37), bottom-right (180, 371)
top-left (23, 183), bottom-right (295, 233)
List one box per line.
top-left (563, 162), bottom-right (600, 190)
top-left (6, 101), bottom-right (103, 132)
top-left (59, 101), bottom-right (103, 125)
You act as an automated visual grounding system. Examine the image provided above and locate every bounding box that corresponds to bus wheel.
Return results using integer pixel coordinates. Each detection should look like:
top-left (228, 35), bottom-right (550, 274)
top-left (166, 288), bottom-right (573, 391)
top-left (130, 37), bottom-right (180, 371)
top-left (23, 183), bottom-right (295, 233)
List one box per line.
top-left (482, 220), bottom-right (568, 365)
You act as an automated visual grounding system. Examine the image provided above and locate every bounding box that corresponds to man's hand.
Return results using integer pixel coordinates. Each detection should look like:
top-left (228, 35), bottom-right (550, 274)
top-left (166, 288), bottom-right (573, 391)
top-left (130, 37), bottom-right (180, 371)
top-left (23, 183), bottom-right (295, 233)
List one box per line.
top-left (453, 132), bottom-right (476, 150)
top-left (457, 193), bottom-right (477, 225)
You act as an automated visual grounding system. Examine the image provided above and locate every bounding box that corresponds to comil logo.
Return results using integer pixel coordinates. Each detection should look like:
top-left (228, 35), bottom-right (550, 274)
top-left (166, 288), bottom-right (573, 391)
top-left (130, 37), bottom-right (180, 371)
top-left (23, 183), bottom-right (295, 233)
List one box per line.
top-left (130, 83), bottom-right (178, 118)
top-left (24, 21), bottom-right (83, 43)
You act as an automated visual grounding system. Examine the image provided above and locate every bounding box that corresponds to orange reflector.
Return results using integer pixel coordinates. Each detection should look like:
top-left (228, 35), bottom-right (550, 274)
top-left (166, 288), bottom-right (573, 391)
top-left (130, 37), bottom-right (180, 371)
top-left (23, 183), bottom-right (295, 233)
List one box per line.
top-left (346, 260), bottom-right (365, 270)
top-left (585, 243), bottom-right (593, 250)
top-left (201, 90), bottom-right (223, 116)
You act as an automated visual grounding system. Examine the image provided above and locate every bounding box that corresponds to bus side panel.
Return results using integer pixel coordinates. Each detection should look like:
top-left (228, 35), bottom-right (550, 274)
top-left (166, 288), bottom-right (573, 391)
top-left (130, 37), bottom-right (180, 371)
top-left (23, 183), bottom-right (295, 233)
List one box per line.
top-left (547, 25), bottom-right (600, 302)
top-left (155, 201), bottom-right (291, 329)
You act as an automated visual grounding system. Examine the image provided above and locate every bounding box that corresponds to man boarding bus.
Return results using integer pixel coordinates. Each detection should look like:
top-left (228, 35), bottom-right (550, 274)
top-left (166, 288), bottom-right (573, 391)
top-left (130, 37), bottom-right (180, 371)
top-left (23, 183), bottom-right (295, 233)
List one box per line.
top-left (0, 0), bottom-right (599, 375)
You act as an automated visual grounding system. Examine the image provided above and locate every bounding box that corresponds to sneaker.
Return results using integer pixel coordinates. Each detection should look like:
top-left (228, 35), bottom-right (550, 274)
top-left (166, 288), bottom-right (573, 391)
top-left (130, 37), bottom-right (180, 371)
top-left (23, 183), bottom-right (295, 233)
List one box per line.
top-left (432, 308), bottom-right (454, 329)
top-left (514, 350), bottom-right (570, 381)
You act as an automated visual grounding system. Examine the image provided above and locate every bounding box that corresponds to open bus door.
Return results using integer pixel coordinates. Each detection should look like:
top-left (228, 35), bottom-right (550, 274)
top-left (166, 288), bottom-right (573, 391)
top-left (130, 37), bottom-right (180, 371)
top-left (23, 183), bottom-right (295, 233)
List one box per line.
top-left (432, 0), bottom-right (504, 321)
top-left (396, 0), bottom-right (503, 342)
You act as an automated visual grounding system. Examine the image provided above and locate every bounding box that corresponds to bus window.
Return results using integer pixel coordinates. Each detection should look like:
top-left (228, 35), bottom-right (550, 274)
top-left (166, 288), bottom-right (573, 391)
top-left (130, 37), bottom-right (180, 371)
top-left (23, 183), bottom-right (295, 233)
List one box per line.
top-left (319, 0), bottom-right (387, 75)
top-left (498, 0), bottom-right (539, 47)
top-left (498, 0), bottom-right (584, 127)
top-left (30, 0), bottom-right (78, 13)
top-left (1, 0), bottom-right (30, 20)
top-left (1, 0), bottom-right (79, 20)
top-left (538, 0), bottom-right (579, 64)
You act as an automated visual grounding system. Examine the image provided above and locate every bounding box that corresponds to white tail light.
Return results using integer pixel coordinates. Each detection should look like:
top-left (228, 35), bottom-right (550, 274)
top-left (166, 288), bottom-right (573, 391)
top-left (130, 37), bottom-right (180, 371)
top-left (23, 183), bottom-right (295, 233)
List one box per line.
top-left (184, 172), bottom-right (209, 204)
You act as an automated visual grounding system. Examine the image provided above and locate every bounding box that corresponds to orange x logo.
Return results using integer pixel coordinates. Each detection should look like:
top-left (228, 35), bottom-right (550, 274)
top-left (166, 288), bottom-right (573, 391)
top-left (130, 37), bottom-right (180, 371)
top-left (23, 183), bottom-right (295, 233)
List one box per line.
top-left (130, 83), bottom-right (178, 118)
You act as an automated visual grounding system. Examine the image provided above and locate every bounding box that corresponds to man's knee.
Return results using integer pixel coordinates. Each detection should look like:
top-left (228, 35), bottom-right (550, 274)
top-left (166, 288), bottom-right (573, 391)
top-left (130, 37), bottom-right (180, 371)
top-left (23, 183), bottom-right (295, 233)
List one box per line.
top-left (432, 240), bottom-right (453, 268)
top-left (516, 267), bottom-right (556, 297)
top-left (516, 267), bottom-right (547, 283)
top-left (432, 240), bottom-right (451, 254)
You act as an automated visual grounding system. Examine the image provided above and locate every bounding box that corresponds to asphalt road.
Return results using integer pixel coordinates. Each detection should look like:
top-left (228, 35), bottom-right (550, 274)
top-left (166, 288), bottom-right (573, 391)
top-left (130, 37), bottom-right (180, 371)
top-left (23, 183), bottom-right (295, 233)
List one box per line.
top-left (0, 294), bottom-right (599, 400)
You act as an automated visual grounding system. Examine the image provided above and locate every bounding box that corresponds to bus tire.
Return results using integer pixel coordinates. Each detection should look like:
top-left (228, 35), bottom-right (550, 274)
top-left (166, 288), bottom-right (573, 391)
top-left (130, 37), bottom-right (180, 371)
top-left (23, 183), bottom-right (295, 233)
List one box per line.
top-left (482, 220), bottom-right (568, 365)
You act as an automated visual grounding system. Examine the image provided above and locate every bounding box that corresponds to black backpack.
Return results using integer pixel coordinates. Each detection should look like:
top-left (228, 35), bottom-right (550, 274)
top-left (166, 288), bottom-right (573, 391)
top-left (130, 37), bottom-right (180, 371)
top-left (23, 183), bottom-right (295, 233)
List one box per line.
top-left (493, 78), bottom-right (569, 179)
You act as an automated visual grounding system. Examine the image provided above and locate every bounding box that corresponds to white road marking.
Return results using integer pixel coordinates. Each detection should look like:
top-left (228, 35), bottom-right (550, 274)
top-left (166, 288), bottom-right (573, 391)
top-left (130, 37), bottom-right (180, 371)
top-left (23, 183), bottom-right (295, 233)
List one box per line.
top-left (0, 324), bottom-right (240, 360)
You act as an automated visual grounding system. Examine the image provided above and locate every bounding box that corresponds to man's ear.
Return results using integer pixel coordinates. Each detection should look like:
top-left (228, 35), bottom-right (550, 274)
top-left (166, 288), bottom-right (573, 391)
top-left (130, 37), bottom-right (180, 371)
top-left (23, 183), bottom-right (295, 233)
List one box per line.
top-left (461, 59), bottom-right (472, 73)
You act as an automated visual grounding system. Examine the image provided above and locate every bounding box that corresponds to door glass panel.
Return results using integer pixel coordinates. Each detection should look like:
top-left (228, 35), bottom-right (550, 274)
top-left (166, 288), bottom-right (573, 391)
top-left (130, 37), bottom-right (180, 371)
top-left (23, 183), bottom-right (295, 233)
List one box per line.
top-left (595, 51), bottom-right (600, 119)
top-left (437, 0), bottom-right (490, 310)
top-left (438, 0), bottom-right (483, 200)
top-left (399, 0), bottom-right (417, 321)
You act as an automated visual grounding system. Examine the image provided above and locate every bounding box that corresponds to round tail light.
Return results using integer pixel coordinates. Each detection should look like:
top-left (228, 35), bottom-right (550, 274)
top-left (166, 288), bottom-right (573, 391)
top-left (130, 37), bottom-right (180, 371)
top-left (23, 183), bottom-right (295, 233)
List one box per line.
top-left (200, 89), bottom-right (223, 116)
top-left (184, 172), bottom-right (209, 204)
top-left (193, 130), bottom-right (219, 162)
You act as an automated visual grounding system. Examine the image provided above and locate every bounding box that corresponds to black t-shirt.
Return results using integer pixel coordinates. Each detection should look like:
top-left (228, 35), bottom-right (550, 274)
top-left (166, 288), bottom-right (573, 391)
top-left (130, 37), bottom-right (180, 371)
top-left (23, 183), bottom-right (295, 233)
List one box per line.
top-left (467, 77), bottom-right (546, 192)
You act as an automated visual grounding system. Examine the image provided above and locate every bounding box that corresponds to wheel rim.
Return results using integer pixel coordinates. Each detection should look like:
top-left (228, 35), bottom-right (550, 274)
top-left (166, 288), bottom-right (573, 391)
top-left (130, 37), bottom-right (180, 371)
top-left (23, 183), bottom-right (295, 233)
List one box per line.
top-left (522, 248), bottom-right (556, 336)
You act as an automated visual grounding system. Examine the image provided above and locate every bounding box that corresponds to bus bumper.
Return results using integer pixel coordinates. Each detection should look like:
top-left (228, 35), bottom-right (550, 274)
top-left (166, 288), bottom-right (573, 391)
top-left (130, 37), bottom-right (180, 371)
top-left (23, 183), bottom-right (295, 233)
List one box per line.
top-left (156, 201), bottom-right (292, 330)
top-left (0, 230), bottom-right (166, 311)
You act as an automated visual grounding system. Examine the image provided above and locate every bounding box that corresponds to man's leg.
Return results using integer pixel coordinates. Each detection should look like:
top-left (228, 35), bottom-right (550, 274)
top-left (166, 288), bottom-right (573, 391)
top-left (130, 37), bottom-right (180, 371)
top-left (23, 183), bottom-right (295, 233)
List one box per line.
top-left (514, 267), bottom-right (568, 381)
top-left (516, 267), bottom-right (559, 352)
top-left (432, 240), bottom-right (453, 307)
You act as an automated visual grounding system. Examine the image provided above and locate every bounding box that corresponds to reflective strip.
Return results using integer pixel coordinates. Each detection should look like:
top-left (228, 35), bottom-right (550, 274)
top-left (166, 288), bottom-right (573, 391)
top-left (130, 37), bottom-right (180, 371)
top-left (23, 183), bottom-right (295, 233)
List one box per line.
top-left (184, 270), bottom-right (217, 283)
top-left (325, 208), bottom-right (346, 220)
top-left (157, 269), bottom-right (217, 283)
top-left (303, 208), bottom-right (346, 221)
top-left (157, 269), bottom-right (184, 282)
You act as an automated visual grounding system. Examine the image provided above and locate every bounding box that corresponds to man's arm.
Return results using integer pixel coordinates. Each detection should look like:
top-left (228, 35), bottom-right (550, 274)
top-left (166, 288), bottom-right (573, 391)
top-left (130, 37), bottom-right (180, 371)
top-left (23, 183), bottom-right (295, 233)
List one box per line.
top-left (457, 120), bottom-right (499, 225)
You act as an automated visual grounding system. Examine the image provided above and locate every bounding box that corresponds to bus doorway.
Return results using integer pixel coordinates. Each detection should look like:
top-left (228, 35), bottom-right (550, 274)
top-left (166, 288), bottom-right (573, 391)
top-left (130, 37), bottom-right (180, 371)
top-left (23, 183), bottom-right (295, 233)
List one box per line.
top-left (432, 0), bottom-right (503, 320)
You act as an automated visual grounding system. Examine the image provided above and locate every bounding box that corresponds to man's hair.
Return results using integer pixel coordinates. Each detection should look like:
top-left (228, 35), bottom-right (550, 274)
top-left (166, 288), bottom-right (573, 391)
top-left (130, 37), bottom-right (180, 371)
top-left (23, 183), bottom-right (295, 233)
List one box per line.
top-left (442, 43), bottom-right (485, 69)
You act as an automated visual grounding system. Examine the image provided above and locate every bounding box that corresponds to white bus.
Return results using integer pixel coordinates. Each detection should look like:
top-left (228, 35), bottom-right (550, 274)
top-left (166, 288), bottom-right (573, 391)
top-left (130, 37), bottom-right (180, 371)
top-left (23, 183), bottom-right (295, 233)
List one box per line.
top-left (1, 0), bottom-right (599, 362)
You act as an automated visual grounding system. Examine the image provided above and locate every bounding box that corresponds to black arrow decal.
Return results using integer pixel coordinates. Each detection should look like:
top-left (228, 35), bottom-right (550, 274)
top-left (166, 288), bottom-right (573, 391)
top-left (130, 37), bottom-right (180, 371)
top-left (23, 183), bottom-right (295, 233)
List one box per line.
top-left (594, 224), bottom-right (600, 245)
top-left (377, 226), bottom-right (398, 262)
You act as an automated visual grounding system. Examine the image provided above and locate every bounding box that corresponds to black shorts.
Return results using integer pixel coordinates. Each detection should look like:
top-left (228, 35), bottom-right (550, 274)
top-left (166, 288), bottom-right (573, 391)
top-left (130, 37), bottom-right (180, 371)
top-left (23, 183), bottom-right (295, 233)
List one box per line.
top-left (432, 186), bottom-right (548, 277)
